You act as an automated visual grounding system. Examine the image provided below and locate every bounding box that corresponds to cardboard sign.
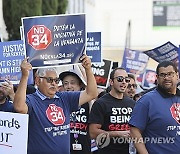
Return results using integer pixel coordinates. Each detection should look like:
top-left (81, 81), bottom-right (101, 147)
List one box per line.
top-left (144, 41), bottom-right (178, 64)
top-left (92, 59), bottom-right (112, 88)
top-left (22, 14), bottom-right (86, 68)
top-left (121, 48), bottom-right (149, 75)
top-left (86, 32), bottom-right (101, 63)
top-left (0, 40), bottom-right (33, 84)
top-left (0, 112), bottom-right (29, 154)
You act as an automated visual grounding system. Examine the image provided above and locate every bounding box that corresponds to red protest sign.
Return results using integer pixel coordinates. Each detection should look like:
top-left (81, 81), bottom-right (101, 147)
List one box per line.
top-left (27, 25), bottom-right (52, 50)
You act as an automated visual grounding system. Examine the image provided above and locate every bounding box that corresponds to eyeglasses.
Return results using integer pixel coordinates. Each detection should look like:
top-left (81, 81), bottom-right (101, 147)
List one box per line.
top-left (40, 77), bottom-right (60, 84)
top-left (158, 72), bottom-right (176, 79)
top-left (127, 84), bottom-right (137, 89)
top-left (113, 76), bottom-right (130, 83)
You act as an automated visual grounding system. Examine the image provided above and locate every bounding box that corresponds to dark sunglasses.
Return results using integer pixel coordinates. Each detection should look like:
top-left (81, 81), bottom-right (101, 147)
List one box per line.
top-left (113, 76), bottom-right (130, 83)
top-left (40, 77), bottom-right (60, 84)
top-left (127, 84), bottom-right (137, 89)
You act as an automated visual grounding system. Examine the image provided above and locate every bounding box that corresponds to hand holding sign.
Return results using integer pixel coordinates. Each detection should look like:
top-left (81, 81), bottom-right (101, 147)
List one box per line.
top-left (21, 57), bottom-right (32, 77)
top-left (79, 55), bottom-right (91, 70)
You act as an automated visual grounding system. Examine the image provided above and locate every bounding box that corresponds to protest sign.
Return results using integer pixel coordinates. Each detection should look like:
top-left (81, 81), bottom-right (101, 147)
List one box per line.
top-left (141, 69), bottom-right (157, 89)
top-left (91, 59), bottom-right (112, 88)
top-left (144, 41), bottom-right (178, 64)
top-left (86, 32), bottom-right (101, 62)
top-left (0, 40), bottom-right (33, 84)
top-left (0, 112), bottom-right (28, 154)
top-left (121, 48), bottom-right (149, 75)
top-left (22, 14), bottom-right (86, 68)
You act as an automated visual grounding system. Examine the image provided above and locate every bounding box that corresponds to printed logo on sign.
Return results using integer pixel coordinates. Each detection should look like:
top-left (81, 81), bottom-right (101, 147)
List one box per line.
top-left (46, 104), bottom-right (65, 125)
top-left (96, 133), bottom-right (110, 149)
top-left (170, 103), bottom-right (180, 124)
top-left (27, 25), bottom-right (52, 50)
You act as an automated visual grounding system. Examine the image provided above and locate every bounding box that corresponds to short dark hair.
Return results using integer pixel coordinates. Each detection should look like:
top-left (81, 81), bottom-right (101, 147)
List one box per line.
top-left (128, 73), bottom-right (135, 81)
top-left (156, 61), bottom-right (178, 75)
top-left (110, 67), bottom-right (125, 79)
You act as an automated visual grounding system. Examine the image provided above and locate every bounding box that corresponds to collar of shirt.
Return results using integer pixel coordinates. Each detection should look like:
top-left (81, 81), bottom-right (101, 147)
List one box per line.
top-left (35, 89), bottom-right (59, 100)
top-left (157, 86), bottom-right (180, 98)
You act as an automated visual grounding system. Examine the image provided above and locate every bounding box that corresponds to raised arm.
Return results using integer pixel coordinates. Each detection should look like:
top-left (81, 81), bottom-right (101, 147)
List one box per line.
top-left (13, 58), bottom-right (32, 114)
top-left (79, 55), bottom-right (98, 106)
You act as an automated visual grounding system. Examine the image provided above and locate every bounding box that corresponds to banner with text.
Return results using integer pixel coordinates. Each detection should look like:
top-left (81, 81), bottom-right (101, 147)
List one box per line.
top-left (87, 32), bottom-right (101, 63)
top-left (0, 40), bottom-right (33, 84)
top-left (91, 59), bottom-right (113, 88)
top-left (121, 48), bottom-right (149, 75)
top-left (144, 42), bottom-right (178, 66)
top-left (22, 14), bottom-right (86, 68)
top-left (0, 112), bottom-right (28, 154)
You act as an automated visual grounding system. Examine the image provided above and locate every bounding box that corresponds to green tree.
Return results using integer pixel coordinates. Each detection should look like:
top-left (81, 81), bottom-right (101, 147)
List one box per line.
top-left (57, 0), bottom-right (68, 14)
top-left (3, 0), bottom-right (68, 40)
top-left (42, 0), bottom-right (58, 15)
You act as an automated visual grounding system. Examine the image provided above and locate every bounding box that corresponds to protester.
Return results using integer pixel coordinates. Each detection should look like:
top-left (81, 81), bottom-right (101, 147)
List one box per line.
top-left (89, 67), bottom-right (135, 154)
top-left (133, 85), bottom-right (145, 101)
top-left (129, 61), bottom-right (180, 154)
top-left (125, 73), bottom-right (137, 99)
top-left (0, 80), bottom-right (15, 112)
top-left (59, 67), bottom-right (91, 154)
top-left (13, 55), bottom-right (98, 154)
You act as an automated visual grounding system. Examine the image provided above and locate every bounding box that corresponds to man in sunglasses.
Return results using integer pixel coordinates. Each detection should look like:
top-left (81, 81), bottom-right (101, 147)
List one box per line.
top-left (125, 74), bottom-right (137, 100)
top-left (129, 61), bottom-right (180, 154)
top-left (89, 67), bottom-right (135, 154)
top-left (13, 55), bottom-right (98, 154)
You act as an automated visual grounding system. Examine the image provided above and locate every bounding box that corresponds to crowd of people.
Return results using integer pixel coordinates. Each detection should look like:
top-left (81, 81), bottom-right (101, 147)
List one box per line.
top-left (1, 56), bottom-right (180, 154)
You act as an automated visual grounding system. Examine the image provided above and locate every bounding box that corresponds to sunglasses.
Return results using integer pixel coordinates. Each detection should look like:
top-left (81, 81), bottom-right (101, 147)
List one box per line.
top-left (40, 77), bottom-right (60, 84)
top-left (113, 76), bottom-right (130, 83)
top-left (127, 84), bottom-right (137, 89)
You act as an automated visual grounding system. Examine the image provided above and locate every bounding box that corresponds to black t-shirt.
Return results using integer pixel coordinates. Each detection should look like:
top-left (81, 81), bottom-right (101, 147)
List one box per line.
top-left (70, 103), bottom-right (91, 154)
top-left (89, 93), bottom-right (135, 154)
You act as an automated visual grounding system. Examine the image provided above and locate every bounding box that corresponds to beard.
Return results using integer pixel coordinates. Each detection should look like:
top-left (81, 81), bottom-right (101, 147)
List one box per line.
top-left (160, 82), bottom-right (175, 93)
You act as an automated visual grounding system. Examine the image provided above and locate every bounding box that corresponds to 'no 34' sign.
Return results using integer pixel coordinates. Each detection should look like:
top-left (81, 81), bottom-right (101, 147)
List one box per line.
top-left (27, 25), bottom-right (52, 50)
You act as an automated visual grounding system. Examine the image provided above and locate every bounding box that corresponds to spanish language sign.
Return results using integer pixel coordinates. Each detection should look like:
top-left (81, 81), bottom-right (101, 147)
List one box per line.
top-left (22, 14), bottom-right (86, 68)
top-left (121, 48), bottom-right (149, 75)
top-left (91, 59), bottom-right (113, 88)
top-left (0, 40), bottom-right (33, 84)
top-left (0, 112), bottom-right (28, 154)
top-left (86, 32), bottom-right (101, 63)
